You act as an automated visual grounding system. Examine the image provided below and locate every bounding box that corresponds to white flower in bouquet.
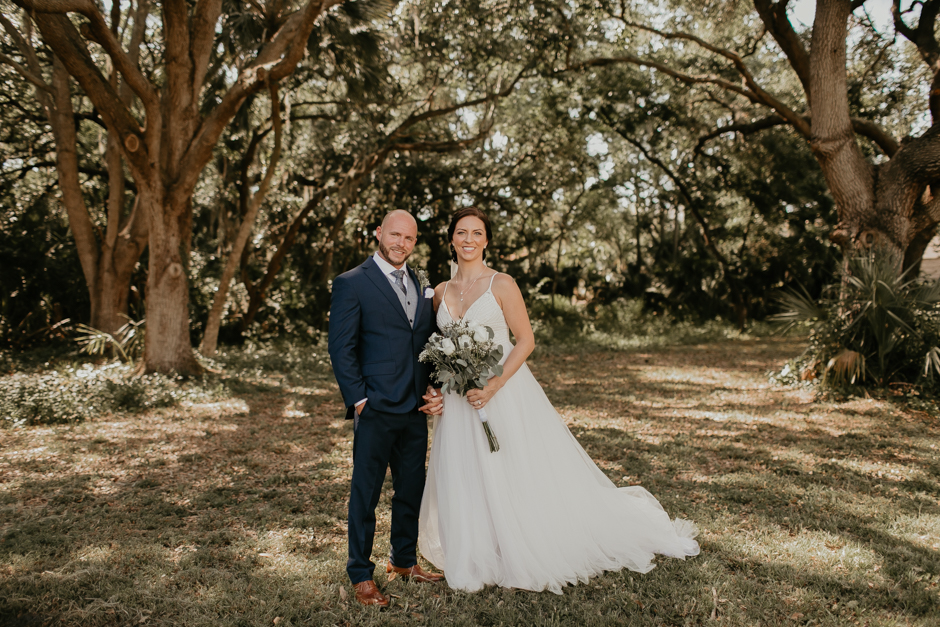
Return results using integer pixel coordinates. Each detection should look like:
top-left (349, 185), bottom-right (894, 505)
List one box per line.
top-left (419, 319), bottom-right (505, 452)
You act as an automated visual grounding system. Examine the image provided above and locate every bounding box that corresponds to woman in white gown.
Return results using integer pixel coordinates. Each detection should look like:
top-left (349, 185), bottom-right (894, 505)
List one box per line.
top-left (418, 207), bottom-right (699, 594)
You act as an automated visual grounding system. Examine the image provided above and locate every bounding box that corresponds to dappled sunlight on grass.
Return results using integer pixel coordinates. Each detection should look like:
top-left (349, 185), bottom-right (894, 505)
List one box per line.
top-left (1, 337), bottom-right (939, 625)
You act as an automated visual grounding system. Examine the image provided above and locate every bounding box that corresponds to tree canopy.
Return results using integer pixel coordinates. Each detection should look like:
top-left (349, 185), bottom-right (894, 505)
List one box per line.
top-left (1, 0), bottom-right (937, 372)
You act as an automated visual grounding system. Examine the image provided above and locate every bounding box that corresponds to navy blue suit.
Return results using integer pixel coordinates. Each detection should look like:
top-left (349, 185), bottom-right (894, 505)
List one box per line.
top-left (328, 255), bottom-right (436, 584)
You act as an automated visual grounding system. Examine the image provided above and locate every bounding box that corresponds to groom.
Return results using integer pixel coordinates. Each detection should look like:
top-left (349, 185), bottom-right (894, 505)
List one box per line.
top-left (328, 210), bottom-right (443, 607)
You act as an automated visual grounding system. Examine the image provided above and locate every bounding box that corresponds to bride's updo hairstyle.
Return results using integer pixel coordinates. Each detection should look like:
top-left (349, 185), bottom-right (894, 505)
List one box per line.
top-left (448, 206), bottom-right (493, 262)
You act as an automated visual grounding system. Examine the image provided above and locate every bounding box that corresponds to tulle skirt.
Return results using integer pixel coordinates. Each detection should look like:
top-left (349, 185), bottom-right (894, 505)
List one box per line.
top-left (418, 364), bottom-right (699, 594)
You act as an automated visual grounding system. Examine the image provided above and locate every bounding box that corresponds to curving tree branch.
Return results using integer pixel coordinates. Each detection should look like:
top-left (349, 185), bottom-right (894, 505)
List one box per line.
top-left (178, 0), bottom-right (344, 192)
top-left (559, 54), bottom-right (762, 104)
top-left (892, 0), bottom-right (940, 121)
top-left (392, 60), bottom-right (535, 136)
top-left (617, 20), bottom-right (812, 138)
top-left (24, 11), bottom-right (150, 172)
top-left (0, 51), bottom-right (52, 92)
top-left (752, 0), bottom-right (812, 94)
top-left (696, 114), bottom-right (900, 156)
top-left (13, 0), bottom-right (158, 107)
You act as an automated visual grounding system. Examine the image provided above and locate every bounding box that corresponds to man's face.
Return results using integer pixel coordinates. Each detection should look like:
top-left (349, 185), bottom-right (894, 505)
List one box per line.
top-left (375, 214), bottom-right (417, 268)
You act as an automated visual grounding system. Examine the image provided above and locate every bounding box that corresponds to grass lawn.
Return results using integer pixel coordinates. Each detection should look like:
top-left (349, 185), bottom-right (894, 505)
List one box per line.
top-left (1, 338), bottom-right (939, 626)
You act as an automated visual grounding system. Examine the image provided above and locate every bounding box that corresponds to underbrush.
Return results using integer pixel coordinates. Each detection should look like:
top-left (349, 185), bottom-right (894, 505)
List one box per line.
top-left (0, 362), bottom-right (228, 427)
top-left (771, 253), bottom-right (940, 401)
top-left (0, 339), bottom-right (333, 428)
top-left (530, 297), bottom-right (773, 353)
top-left (211, 338), bottom-right (333, 384)
top-left (2, 309), bottom-right (776, 429)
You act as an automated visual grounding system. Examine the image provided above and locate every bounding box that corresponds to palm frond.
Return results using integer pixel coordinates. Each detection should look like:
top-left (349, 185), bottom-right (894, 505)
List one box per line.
top-left (824, 349), bottom-right (866, 386)
top-left (911, 279), bottom-right (940, 305)
top-left (116, 316), bottom-right (146, 360)
top-left (925, 347), bottom-right (940, 379)
top-left (769, 285), bottom-right (826, 332)
top-left (73, 317), bottom-right (145, 363)
top-left (792, 250), bottom-right (940, 390)
top-left (75, 324), bottom-right (130, 362)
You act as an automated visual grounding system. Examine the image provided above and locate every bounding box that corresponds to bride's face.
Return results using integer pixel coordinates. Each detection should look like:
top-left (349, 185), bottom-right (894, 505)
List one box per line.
top-left (452, 216), bottom-right (488, 262)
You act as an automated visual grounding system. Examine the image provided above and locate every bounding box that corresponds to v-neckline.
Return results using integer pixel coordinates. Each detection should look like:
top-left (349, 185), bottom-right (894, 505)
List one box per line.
top-left (442, 288), bottom-right (493, 323)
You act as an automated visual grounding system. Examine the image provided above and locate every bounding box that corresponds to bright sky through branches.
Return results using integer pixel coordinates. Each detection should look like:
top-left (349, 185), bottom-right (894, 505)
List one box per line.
top-left (790, 0), bottom-right (894, 30)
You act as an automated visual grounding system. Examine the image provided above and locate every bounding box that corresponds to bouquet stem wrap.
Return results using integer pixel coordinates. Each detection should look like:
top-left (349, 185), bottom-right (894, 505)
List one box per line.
top-left (476, 407), bottom-right (500, 453)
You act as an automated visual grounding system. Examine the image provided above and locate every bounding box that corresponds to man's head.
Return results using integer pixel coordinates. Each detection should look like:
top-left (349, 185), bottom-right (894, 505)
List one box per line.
top-left (375, 210), bottom-right (418, 268)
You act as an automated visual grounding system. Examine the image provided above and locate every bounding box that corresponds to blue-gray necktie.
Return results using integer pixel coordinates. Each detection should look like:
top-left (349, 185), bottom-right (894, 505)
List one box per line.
top-left (392, 269), bottom-right (407, 295)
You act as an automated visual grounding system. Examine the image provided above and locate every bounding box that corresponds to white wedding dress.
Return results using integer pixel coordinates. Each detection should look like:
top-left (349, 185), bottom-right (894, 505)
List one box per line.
top-left (418, 277), bottom-right (700, 594)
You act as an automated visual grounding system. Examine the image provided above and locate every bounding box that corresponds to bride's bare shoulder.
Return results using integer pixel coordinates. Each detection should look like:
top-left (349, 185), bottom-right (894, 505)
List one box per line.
top-left (491, 272), bottom-right (516, 285)
top-left (491, 273), bottom-right (522, 297)
top-left (433, 281), bottom-right (448, 309)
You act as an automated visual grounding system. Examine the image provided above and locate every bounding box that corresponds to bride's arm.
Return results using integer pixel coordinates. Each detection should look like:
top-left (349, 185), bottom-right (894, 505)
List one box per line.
top-left (466, 274), bottom-right (534, 406)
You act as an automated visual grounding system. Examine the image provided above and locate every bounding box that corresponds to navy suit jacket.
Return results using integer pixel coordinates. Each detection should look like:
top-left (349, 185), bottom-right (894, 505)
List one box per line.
top-left (328, 256), bottom-right (435, 420)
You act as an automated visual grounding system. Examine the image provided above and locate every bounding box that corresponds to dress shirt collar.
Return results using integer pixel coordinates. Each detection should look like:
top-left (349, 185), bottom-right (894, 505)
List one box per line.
top-left (372, 251), bottom-right (408, 278)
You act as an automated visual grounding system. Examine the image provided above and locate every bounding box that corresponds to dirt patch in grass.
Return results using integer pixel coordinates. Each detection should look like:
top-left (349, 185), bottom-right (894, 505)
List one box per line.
top-left (1, 338), bottom-right (938, 626)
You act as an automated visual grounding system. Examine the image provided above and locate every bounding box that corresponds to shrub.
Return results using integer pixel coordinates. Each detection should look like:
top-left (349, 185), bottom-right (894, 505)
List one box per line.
top-left (0, 363), bottom-right (227, 427)
top-left (213, 338), bottom-right (333, 383)
top-left (528, 297), bottom-right (590, 345)
top-left (0, 368), bottom-right (108, 426)
top-left (773, 252), bottom-right (940, 391)
top-left (528, 296), bottom-right (765, 353)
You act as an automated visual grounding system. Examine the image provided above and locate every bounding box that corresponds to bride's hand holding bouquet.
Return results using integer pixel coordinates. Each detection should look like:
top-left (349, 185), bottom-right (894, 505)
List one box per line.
top-left (419, 319), bottom-right (504, 452)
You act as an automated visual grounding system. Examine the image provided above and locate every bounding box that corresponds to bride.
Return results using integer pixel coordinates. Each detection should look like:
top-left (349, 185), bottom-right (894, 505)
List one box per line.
top-left (418, 207), bottom-right (700, 594)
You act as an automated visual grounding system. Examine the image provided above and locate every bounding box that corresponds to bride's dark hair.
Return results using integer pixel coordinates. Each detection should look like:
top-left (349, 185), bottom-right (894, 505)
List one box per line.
top-left (448, 206), bottom-right (493, 262)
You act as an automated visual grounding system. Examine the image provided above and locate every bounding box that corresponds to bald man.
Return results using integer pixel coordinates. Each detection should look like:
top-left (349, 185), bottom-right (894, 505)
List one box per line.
top-left (328, 210), bottom-right (443, 607)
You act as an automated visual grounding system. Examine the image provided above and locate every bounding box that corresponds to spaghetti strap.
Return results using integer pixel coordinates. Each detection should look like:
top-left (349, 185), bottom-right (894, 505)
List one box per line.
top-left (486, 272), bottom-right (498, 292)
top-left (442, 281), bottom-right (450, 297)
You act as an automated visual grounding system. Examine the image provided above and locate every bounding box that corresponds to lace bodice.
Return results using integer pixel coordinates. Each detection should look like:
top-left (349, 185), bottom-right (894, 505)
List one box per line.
top-left (438, 276), bottom-right (513, 360)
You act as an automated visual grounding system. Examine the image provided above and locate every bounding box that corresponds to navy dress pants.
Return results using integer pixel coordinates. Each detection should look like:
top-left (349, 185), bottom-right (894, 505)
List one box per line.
top-left (347, 405), bottom-right (428, 584)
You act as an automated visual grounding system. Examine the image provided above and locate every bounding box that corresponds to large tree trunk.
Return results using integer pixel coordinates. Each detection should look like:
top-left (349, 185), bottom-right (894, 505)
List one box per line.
top-left (24, 0), bottom-right (339, 374)
top-left (809, 0), bottom-right (880, 256)
top-left (90, 130), bottom-right (148, 334)
top-left (90, 264), bottom-right (134, 335)
top-left (48, 56), bottom-right (146, 335)
top-left (807, 0), bottom-right (940, 267)
top-left (141, 188), bottom-right (201, 374)
top-left (90, 206), bottom-right (148, 334)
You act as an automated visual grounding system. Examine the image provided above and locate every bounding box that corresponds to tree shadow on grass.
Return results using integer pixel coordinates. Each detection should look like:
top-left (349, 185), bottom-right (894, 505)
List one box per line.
top-left (0, 385), bottom-right (361, 626)
top-left (4, 339), bottom-right (939, 626)
top-left (563, 415), bottom-right (940, 623)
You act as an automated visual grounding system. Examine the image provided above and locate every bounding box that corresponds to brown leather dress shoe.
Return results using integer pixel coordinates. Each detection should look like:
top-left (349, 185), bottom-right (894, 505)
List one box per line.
top-left (386, 562), bottom-right (445, 583)
top-left (353, 580), bottom-right (389, 607)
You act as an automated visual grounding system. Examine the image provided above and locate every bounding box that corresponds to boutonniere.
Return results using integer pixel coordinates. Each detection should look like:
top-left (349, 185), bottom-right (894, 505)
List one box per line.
top-left (416, 269), bottom-right (434, 298)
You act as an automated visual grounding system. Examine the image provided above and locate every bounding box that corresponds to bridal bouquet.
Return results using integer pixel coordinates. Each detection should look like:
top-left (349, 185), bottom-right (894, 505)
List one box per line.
top-left (419, 320), bottom-right (504, 452)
